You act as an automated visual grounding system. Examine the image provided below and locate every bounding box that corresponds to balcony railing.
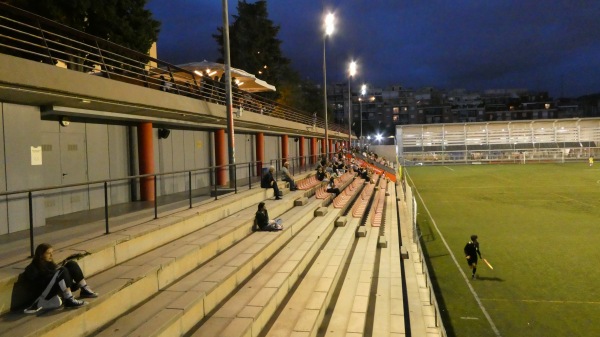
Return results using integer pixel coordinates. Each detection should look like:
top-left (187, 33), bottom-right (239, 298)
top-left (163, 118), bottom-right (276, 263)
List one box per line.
top-left (0, 3), bottom-right (347, 133)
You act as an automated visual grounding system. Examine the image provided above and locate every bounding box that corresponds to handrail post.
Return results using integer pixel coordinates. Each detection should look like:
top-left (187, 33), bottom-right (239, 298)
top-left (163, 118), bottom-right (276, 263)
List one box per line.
top-left (234, 164), bottom-right (237, 194)
top-left (153, 175), bottom-right (158, 219)
top-left (104, 181), bottom-right (109, 234)
top-left (213, 168), bottom-right (218, 200)
top-left (28, 191), bottom-right (34, 257)
top-left (248, 164), bottom-right (252, 189)
top-left (188, 171), bottom-right (192, 208)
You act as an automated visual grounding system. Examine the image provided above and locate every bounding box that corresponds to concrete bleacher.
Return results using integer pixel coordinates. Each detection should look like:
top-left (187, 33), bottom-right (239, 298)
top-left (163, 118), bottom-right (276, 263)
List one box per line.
top-left (0, 170), bottom-right (443, 337)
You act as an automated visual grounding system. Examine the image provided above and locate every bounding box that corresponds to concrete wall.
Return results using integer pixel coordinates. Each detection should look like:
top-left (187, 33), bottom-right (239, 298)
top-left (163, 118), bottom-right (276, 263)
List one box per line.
top-left (0, 100), bottom-right (286, 233)
top-left (1, 103), bottom-right (45, 233)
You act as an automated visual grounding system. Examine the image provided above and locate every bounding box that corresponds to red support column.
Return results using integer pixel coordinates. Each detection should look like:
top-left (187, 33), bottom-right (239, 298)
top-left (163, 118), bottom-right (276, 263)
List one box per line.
top-left (299, 136), bottom-right (305, 166)
top-left (311, 137), bottom-right (318, 165)
top-left (214, 129), bottom-right (227, 186)
top-left (281, 134), bottom-right (289, 163)
top-left (138, 122), bottom-right (155, 201)
top-left (321, 138), bottom-right (326, 157)
top-left (329, 139), bottom-right (334, 155)
top-left (256, 132), bottom-right (264, 176)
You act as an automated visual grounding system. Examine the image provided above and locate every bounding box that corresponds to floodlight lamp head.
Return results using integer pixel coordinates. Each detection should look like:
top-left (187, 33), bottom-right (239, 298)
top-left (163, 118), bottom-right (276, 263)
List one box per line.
top-left (325, 13), bottom-right (335, 35)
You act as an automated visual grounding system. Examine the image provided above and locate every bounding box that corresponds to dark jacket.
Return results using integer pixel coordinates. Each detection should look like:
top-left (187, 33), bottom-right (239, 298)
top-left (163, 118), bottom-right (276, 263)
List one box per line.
top-left (255, 209), bottom-right (270, 231)
top-left (464, 241), bottom-right (481, 259)
top-left (261, 171), bottom-right (275, 188)
top-left (23, 260), bottom-right (57, 297)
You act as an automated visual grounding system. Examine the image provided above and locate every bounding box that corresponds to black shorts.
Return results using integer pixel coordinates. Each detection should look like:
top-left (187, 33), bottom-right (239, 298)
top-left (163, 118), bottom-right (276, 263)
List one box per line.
top-left (467, 257), bottom-right (478, 266)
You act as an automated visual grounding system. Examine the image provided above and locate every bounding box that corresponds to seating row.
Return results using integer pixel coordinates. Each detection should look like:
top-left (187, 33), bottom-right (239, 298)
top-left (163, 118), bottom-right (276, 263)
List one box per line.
top-left (351, 174), bottom-right (379, 218)
top-left (0, 177), bottom-right (325, 336)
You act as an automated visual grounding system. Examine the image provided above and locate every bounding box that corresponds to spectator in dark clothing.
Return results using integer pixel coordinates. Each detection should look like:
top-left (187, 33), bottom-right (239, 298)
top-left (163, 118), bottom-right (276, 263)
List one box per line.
top-left (316, 166), bottom-right (329, 182)
top-left (261, 166), bottom-right (282, 200)
top-left (254, 202), bottom-right (283, 231)
top-left (23, 243), bottom-right (98, 314)
top-left (464, 235), bottom-right (482, 279)
top-left (281, 162), bottom-right (297, 191)
top-left (326, 179), bottom-right (341, 196)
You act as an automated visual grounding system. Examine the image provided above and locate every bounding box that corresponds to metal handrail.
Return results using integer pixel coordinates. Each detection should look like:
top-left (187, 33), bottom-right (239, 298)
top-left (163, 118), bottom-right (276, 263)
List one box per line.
top-left (5, 160), bottom-right (267, 257)
top-left (0, 3), bottom-right (349, 134)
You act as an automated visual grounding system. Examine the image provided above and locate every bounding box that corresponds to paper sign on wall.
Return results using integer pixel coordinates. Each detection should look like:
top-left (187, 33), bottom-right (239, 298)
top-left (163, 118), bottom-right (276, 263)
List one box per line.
top-left (31, 146), bottom-right (42, 165)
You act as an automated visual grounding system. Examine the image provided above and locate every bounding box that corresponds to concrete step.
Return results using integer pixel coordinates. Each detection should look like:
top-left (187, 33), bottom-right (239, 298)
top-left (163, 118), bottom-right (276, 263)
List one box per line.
top-left (324, 217), bottom-right (378, 336)
top-left (0, 191), bottom-right (295, 336)
top-left (0, 187), bottom-right (274, 316)
top-left (374, 183), bottom-right (406, 337)
top-left (189, 207), bottom-right (344, 337)
top-left (264, 214), bottom-right (358, 337)
top-left (91, 198), bottom-right (324, 337)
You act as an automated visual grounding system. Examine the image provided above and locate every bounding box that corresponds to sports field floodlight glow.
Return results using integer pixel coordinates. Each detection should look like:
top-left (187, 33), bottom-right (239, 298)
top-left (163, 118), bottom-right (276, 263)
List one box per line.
top-left (348, 60), bottom-right (357, 147)
top-left (325, 13), bottom-right (335, 36)
top-left (375, 134), bottom-right (383, 142)
top-left (349, 61), bottom-right (357, 77)
top-left (323, 12), bottom-right (336, 156)
top-left (361, 84), bottom-right (366, 96)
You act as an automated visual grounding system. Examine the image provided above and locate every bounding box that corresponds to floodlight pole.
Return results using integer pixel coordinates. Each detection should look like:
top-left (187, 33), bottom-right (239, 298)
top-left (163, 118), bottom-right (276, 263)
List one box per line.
top-left (222, 0), bottom-right (235, 185)
top-left (323, 36), bottom-right (329, 157)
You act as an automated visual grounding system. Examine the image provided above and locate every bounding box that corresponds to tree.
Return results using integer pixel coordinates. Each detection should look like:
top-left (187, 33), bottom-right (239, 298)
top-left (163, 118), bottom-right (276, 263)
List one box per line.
top-left (213, 0), bottom-right (324, 117)
top-left (214, 1), bottom-right (288, 98)
top-left (6, 0), bottom-right (160, 54)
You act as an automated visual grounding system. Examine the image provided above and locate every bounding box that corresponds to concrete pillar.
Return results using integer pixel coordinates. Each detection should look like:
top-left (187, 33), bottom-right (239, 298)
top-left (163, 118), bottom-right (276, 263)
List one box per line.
top-left (281, 134), bottom-right (289, 162)
top-left (137, 122), bottom-right (155, 201)
top-left (256, 132), bottom-right (264, 176)
top-left (329, 139), bottom-right (334, 155)
top-left (299, 136), bottom-right (305, 166)
top-left (311, 137), bottom-right (318, 165)
top-left (215, 129), bottom-right (227, 186)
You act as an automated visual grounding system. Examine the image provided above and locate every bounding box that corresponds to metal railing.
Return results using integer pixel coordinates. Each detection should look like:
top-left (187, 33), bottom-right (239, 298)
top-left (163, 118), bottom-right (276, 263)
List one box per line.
top-left (0, 3), bottom-right (348, 134)
top-left (0, 160), bottom-right (271, 257)
top-left (401, 146), bottom-right (599, 166)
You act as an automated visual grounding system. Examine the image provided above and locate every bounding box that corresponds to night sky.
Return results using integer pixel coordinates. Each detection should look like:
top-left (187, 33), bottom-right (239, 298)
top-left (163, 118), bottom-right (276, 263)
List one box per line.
top-left (146, 0), bottom-right (600, 98)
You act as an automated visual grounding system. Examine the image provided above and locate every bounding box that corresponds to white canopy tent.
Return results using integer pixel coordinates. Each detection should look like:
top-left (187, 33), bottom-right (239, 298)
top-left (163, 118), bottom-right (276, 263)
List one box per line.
top-left (175, 60), bottom-right (276, 93)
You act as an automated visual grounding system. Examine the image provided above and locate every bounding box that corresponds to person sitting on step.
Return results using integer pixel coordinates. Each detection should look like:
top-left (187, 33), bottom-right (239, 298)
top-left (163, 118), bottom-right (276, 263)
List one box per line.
top-left (254, 202), bottom-right (283, 231)
top-left (23, 243), bottom-right (98, 314)
top-left (261, 166), bottom-right (282, 200)
top-left (281, 162), bottom-right (297, 191)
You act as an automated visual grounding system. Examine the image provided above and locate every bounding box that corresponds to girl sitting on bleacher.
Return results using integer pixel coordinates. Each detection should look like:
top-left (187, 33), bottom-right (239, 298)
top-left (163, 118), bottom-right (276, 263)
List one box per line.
top-left (326, 179), bottom-right (341, 196)
top-left (254, 202), bottom-right (283, 231)
top-left (23, 243), bottom-right (98, 314)
top-left (316, 166), bottom-right (329, 182)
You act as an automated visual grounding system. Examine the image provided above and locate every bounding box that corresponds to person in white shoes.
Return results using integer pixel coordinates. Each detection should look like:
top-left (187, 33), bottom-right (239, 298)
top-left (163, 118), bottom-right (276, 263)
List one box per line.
top-left (23, 243), bottom-right (98, 314)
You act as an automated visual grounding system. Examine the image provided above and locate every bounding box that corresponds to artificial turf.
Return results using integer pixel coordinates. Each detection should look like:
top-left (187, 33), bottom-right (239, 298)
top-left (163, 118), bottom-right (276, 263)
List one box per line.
top-left (405, 163), bottom-right (600, 337)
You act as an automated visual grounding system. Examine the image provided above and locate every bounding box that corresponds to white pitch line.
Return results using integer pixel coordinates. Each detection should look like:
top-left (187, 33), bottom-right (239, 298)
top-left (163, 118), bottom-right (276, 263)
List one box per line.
top-left (408, 175), bottom-right (502, 337)
top-left (481, 298), bottom-right (600, 305)
top-left (550, 192), bottom-right (596, 207)
top-left (444, 166), bottom-right (455, 171)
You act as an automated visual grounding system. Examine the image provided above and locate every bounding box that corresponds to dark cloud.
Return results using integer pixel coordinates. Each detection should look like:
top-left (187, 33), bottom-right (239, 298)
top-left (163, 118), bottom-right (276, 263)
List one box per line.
top-left (147, 0), bottom-right (600, 97)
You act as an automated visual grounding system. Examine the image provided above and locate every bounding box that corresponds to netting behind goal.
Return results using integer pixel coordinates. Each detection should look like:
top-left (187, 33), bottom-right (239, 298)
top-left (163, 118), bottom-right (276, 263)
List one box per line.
top-left (397, 118), bottom-right (600, 165)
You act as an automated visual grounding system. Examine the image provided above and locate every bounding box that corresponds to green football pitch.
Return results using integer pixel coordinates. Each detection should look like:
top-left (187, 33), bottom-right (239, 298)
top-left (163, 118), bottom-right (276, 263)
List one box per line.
top-left (404, 163), bottom-right (600, 337)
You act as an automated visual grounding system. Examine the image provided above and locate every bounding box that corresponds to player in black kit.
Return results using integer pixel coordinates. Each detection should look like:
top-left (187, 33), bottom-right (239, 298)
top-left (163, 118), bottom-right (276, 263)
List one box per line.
top-left (464, 234), bottom-right (482, 279)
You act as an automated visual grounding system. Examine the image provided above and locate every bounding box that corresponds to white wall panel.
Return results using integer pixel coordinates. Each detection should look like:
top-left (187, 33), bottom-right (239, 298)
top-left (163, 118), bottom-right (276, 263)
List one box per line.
top-left (108, 125), bottom-right (129, 204)
top-left (0, 104), bottom-right (6, 234)
top-left (86, 124), bottom-right (110, 209)
top-left (3, 103), bottom-right (44, 232)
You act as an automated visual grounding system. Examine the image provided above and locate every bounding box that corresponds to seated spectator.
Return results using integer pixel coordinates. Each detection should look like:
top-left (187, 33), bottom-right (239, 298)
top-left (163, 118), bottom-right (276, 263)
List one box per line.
top-left (326, 179), bottom-right (341, 196)
top-left (336, 161), bottom-right (346, 175)
top-left (281, 162), bottom-right (297, 191)
top-left (254, 202), bottom-right (283, 231)
top-left (261, 166), bottom-right (282, 200)
top-left (316, 166), bottom-right (329, 182)
top-left (23, 243), bottom-right (98, 314)
top-left (359, 167), bottom-right (370, 180)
